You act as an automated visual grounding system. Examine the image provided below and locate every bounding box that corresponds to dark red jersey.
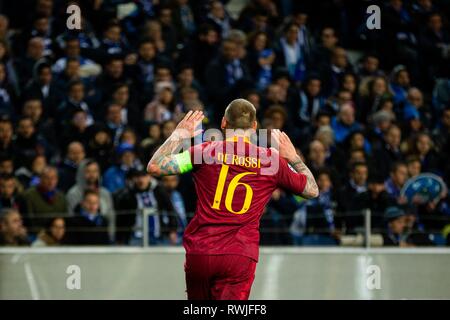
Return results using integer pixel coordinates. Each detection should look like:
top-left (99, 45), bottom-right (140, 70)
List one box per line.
top-left (183, 137), bottom-right (307, 261)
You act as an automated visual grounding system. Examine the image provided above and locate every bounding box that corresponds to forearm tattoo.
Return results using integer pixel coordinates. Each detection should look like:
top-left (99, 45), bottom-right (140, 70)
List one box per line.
top-left (289, 155), bottom-right (319, 199)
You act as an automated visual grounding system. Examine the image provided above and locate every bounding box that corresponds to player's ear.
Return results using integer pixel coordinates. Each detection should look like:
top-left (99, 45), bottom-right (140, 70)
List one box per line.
top-left (252, 120), bottom-right (257, 130)
top-left (221, 117), bottom-right (227, 130)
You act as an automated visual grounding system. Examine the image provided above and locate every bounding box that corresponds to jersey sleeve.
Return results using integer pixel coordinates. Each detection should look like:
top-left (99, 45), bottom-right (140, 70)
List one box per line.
top-left (187, 141), bottom-right (212, 169)
top-left (276, 156), bottom-right (307, 195)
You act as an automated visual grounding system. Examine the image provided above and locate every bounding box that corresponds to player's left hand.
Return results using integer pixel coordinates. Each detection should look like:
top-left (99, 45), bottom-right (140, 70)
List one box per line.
top-left (271, 129), bottom-right (298, 162)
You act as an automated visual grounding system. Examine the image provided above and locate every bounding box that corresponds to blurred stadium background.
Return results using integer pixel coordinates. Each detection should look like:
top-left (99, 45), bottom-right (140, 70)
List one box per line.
top-left (0, 0), bottom-right (450, 299)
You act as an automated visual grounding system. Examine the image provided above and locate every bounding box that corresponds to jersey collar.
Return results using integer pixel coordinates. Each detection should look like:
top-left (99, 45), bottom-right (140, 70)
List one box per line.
top-left (225, 136), bottom-right (252, 144)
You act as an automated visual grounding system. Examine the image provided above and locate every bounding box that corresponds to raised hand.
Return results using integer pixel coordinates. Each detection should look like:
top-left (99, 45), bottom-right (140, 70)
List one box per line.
top-left (173, 110), bottom-right (205, 140)
top-left (271, 129), bottom-right (297, 162)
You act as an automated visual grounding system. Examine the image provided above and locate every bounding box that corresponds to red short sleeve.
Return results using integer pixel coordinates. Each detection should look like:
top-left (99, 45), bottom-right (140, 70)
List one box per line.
top-left (276, 157), bottom-right (307, 195)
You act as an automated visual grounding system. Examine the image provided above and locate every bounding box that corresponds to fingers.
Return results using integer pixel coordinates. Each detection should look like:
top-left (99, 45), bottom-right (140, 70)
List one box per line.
top-left (193, 110), bottom-right (204, 122)
top-left (183, 110), bottom-right (194, 122)
top-left (281, 132), bottom-right (291, 144)
top-left (184, 110), bottom-right (204, 123)
top-left (271, 129), bottom-right (280, 141)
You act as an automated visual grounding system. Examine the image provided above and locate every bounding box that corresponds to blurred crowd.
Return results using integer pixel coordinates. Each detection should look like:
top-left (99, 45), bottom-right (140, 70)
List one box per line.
top-left (0, 0), bottom-right (449, 247)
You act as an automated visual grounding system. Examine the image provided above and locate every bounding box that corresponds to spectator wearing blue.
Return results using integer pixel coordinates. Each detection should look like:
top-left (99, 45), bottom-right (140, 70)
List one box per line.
top-left (103, 143), bottom-right (142, 193)
top-left (296, 75), bottom-right (327, 125)
top-left (383, 206), bottom-right (407, 246)
top-left (275, 23), bottom-right (307, 83)
top-left (331, 103), bottom-right (361, 144)
top-left (403, 88), bottom-right (431, 127)
top-left (66, 190), bottom-right (110, 245)
top-left (99, 21), bottom-right (130, 58)
top-left (67, 159), bottom-right (115, 240)
top-left (383, 206), bottom-right (435, 246)
top-left (384, 161), bottom-right (409, 205)
top-left (247, 31), bottom-right (275, 91)
top-left (52, 37), bottom-right (99, 76)
top-left (206, 0), bottom-right (233, 39)
top-left (403, 101), bottom-right (424, 135)
top-left (114, 169), bottom-right (178, 246)
top-left (389, 65), bottom-right (411, 106)
top-left (161, 175), bottom-right (187, 243)
top-left (290, 169), bottom-right (338, 246)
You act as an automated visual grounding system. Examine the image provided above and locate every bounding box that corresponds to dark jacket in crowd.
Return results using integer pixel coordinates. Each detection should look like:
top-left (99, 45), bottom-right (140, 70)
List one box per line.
top-left (64, 204), bottom-right (110, 245)
top-left (114, 180), bottom-right (177, 244)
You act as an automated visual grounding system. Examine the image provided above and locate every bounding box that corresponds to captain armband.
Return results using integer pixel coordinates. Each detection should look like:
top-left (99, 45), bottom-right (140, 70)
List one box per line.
top-left (174, 150), bottom-right (193, 174)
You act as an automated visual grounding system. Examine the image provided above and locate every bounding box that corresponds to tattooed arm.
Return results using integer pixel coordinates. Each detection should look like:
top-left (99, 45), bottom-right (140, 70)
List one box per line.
top-left (147, 110), bottom-right (204, 177)
top-left (272, 130), bottom-right (319, 199)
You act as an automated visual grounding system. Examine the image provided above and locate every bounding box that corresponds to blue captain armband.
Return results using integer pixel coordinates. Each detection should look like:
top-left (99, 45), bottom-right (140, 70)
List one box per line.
top-left (174, 150), bottom-right (193, 174)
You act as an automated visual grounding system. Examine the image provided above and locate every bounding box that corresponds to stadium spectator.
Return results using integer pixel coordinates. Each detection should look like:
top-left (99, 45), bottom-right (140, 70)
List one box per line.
top-left (86, 126), bottom-right (114, 172)
top-left (66, 159), bottom-right (115, 238)
top-left (52, 37), bottom-right (99, 75)
top-left (408, 132), bottom-right (440, 173)
top-left (161, 175), bottom-right (187, 242)
top-left (389, 65), bottom-right (411, 106)
top-left (373, 124), bottom-right (404, 178)
top-left (15, 154), bottom-right (46, 189)
top-left (103, 143), bottom-right (143, 193)
top-left (56, 80), bottom-right (94, 127)
top-left (403, 207), bottom-right (434, 246)
top-left (331, 103), bottom-right (361, 144)
top-left (384, 162), bottom-right (409, 205)
top-left (114, 169), bottom-right (177, 245)
top-left (290, 169), bottom-right (339, 245)
top-left (309, 27), bottom-right (338, 71)
top-left (19, 166), bottom-right (67, 232)
top-left (144, 81), bottom-right (179, 122)
top-left (246, 31), bottom-right (275, 90)
top-left (382, 206), bottom-right (408, 246)
top-left (337, 162), bottom-right (370, 233)
top-left (0, 117), bottom-right (13, 158)
top-left (0, 173), bottom-right (21, 210)
top-left (432, 107), bottom-right (450, 154)
top-left (206, 0), bottom-right (233, 39)
top-left (22, 61), bottom-right (64, 115)
top-left (0, 208), bottom-right (30, 246)
top-left (13, 116), bottom-right (53, 169)
top-left (367, 173), bottom-right (393, 231)
top-left (65, 190), bottom-right (110, 245)
top-left (13, 37), bottom-right (45, 89)
top-left (294, 75), bottom-right (327, 126)
top-left (57, 142), bottom-right (85, 192)
top-left (32, 216), bottom-right (65, 246)
top-left (179, 24), bottom-right (219, 83)
top-left (59, 109), bottom-right (92, 148)
top-left (21, 98), bottom-right (55, 145)
top-left (205, 38), bottom-right (251, 121)
top-left (406, 155), bottom-right (422, 178)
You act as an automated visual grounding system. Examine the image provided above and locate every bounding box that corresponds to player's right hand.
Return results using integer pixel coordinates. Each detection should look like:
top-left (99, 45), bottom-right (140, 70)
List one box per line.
top-left (173, 110), bottom-right (204, 140)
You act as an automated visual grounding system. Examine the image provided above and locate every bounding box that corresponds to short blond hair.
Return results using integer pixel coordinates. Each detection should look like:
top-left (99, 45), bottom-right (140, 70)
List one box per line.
top-left (224, 99), bottom-right (256, 129)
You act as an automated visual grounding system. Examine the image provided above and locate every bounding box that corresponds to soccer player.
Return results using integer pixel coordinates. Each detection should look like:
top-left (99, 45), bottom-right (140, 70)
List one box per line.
top-left (147, 99), bottom-right (318, 300)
